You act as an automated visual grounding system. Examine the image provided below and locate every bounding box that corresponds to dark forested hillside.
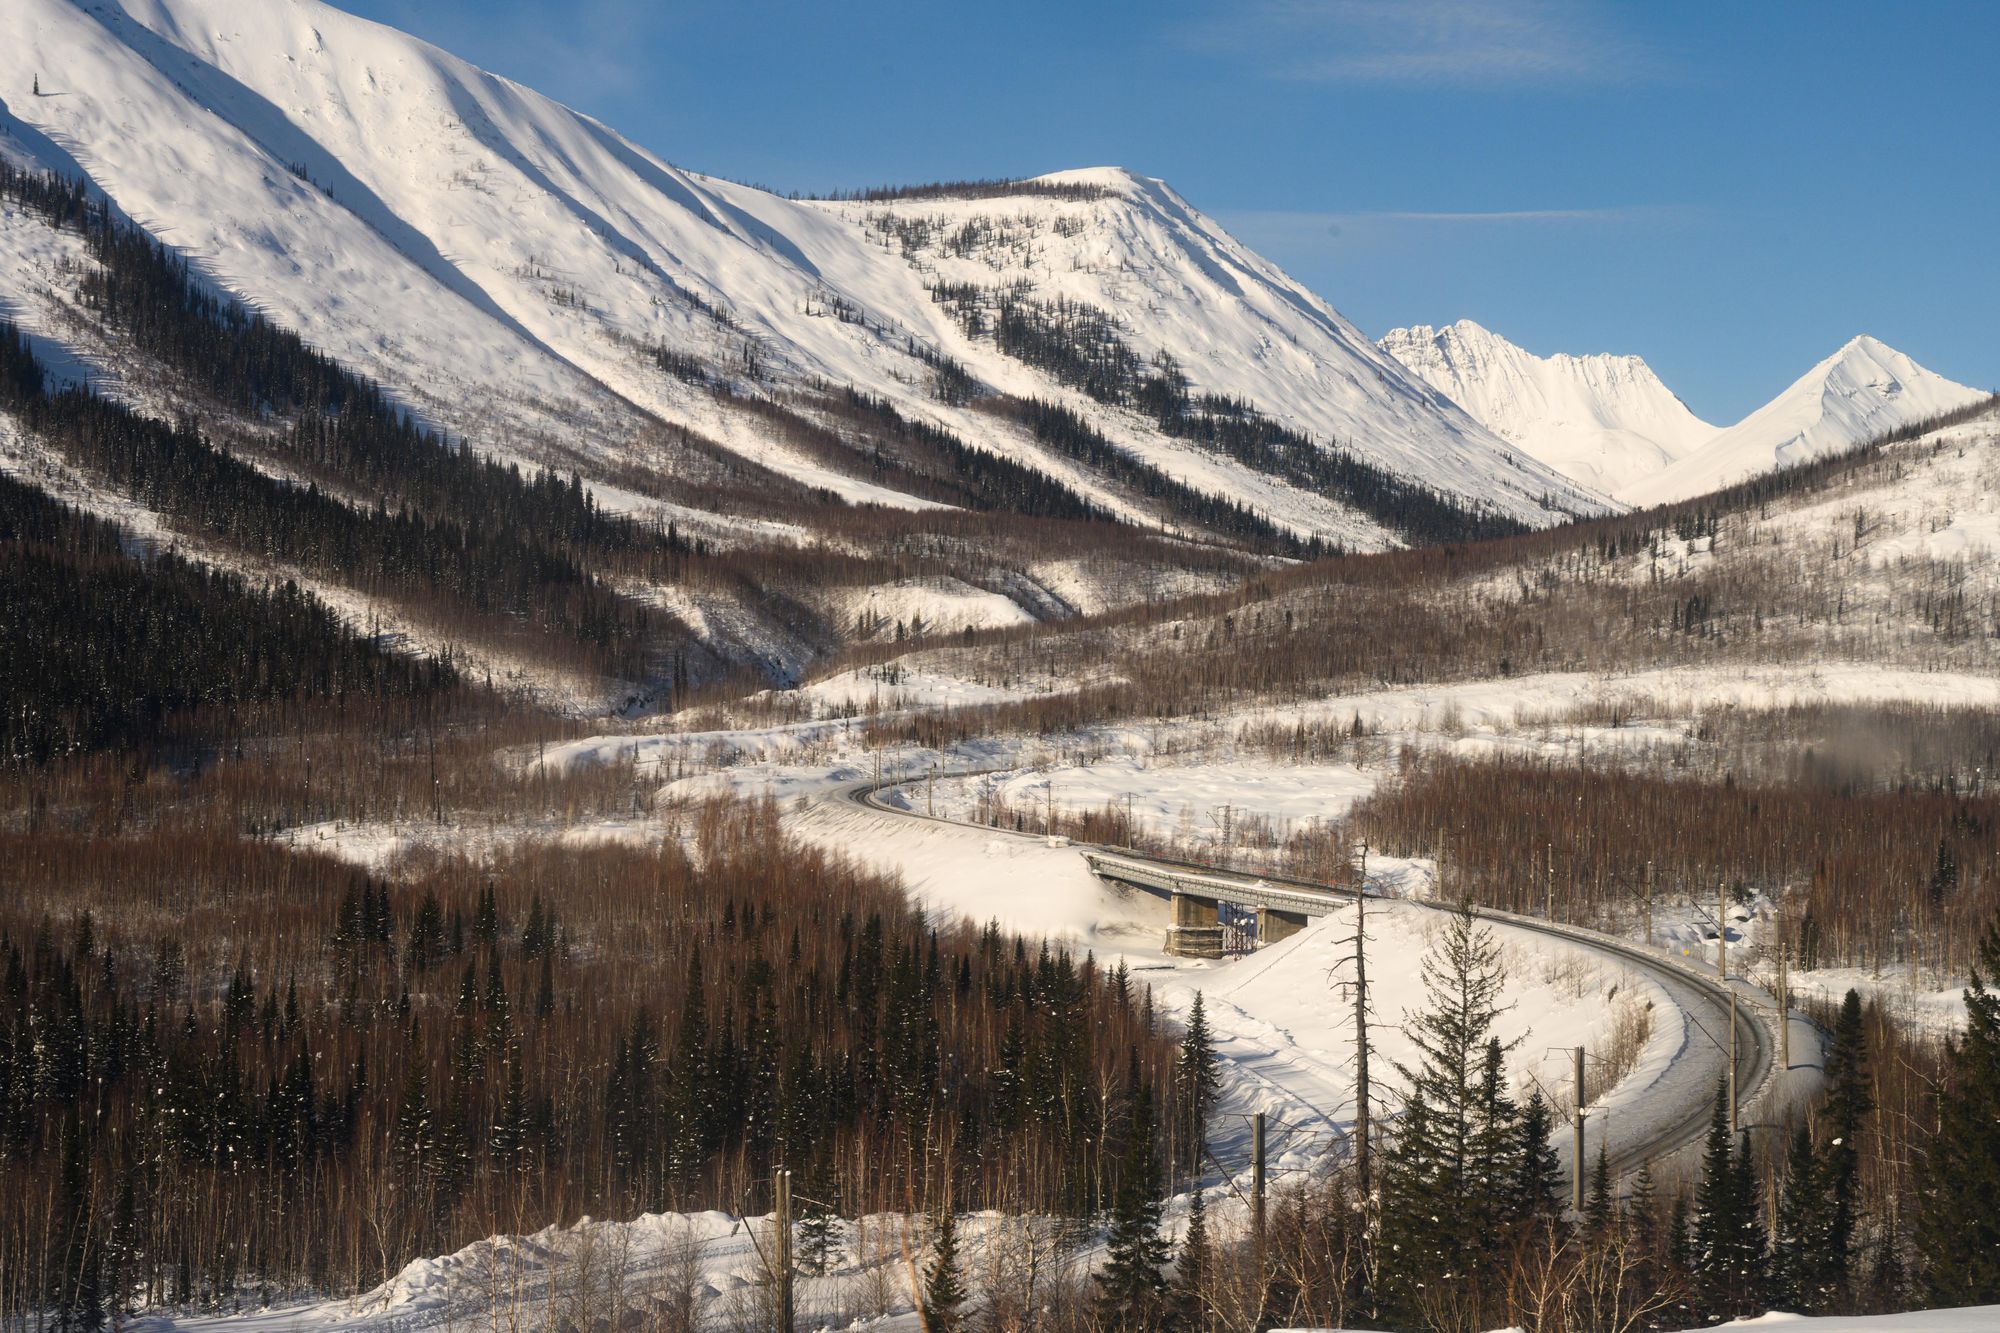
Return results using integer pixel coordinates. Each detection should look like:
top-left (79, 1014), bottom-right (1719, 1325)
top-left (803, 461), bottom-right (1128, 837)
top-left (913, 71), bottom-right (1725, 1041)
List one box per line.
top-left (0, 468), bottom-right (454, 763)
top-left (0, 323), bottom-right (661, 679)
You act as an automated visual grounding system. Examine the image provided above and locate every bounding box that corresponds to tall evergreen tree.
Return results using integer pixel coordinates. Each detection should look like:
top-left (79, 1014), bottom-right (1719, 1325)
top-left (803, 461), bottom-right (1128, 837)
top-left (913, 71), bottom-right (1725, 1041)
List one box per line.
top-left (1584, 1142), bottom-right (1616, 1243)
top-left (1512, 1089), bottom-right (1564, 1229)
top-left (1379, 902), bottom-right (1520, 1316)
top-left (1096, 1051), bottom-right (1170, 1330)
top-left (920, 1206), bottom-right (966, 1333)
top-left (1170, 1185), bottom-right (1211, 1333)
top-left (1174, 991), bottom-right (1221, 1171)
top-left (1691, 1081), bottom-right (1767, 1319)
top-left (1820, 988), bottom-right (1873, 1299)
top-left (1771, 1122), bottom-right (1832, 1311)
top-left (1915, 915), bottom-right (2000, 1304)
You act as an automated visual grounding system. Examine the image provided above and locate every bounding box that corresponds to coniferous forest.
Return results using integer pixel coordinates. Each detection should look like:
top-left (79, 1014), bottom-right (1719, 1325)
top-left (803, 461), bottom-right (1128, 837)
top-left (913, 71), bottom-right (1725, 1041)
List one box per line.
top-left (0, 802), bottom-right (1178, 1324)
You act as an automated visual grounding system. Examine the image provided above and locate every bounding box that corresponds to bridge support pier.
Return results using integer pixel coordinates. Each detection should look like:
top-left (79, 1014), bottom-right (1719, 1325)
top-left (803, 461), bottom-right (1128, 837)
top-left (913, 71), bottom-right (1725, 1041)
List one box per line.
top-left (1258, 906), bottom-right (1309, 945)
top-left (1167, 892), bottom-right (1225, 958)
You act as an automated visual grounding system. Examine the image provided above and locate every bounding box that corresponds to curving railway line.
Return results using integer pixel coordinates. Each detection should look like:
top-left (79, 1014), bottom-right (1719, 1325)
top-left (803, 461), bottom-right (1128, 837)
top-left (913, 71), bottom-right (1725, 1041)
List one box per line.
top-left (842, 770), bottom-right (1784, 1176)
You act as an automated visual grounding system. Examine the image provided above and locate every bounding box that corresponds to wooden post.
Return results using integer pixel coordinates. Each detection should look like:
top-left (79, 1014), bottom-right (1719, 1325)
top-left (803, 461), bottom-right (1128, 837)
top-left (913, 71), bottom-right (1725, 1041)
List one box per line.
top-left (1727, 988), bottom-right (1740, 1138)
top-left (1572, 1046), bottom-right (1588, 1214)
top-left (1252, 1111), bottom-right (1268, 1252)
top-left (1353, 842), bottom-right (1372, 1202)
top-left (1642, 859), bottom-right (1654, 948)
top-left (774, 1167), bottom-right (794, 1332)
top-left (1777, 939), bottom-right (1791, 1070)
top-left (1718, 883), bottom-right (1728, 980)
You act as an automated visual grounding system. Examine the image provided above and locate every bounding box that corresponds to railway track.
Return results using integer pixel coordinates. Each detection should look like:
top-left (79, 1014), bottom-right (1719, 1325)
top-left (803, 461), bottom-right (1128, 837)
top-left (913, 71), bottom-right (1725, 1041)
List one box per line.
top-left (842, 769), bottom-right (1782, 1174)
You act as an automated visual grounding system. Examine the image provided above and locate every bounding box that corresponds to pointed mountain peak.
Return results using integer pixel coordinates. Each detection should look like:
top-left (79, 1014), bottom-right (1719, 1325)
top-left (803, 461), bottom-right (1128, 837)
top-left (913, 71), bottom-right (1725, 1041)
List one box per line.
top-left (1617, 336), bottom-right (1984, 506)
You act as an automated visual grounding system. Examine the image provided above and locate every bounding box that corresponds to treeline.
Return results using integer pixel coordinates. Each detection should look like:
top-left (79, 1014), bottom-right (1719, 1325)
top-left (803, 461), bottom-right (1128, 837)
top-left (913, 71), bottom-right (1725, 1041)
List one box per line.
top-left (936, 283), bottom-right (1530, 546)
top-left (1353, 753), bottom-right (2000, 978)
top-left (0, 469), bottom-right (453, 763)
top-left (731, 388), bottom-right (1110, 523)
top-left (995, 396), bottom-right (1327, 557)
top-left (850, 394), bottom-right (2000, 748)
top-left (0, 802), bottom-right (1178, 1322)
top-left (805, 178), bottom-right (1114, 203)
top-left (0, 323), bottom-right (658, 679)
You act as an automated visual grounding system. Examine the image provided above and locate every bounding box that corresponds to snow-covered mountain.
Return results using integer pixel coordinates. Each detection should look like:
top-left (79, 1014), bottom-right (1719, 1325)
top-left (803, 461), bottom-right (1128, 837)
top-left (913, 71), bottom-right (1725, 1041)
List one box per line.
top-left (1619, 335), bottom-right (1986, 507)
top-left (0, 0), bottom-right (1606, 550)
top-left (1382, 320), bottom-right (1985, 508)
top-left (1379, 319), bottom-right (1715, 495)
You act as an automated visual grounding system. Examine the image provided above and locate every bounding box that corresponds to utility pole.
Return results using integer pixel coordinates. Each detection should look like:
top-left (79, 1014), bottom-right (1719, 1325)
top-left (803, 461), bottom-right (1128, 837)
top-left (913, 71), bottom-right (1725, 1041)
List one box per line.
top-left (874, 748), bottom-right (882, 793)
top-left (1252, 1111), bottom-right (1268, 1254)
top-left (1777, 939), bottom-right (1791, 1070)
top-left (1352, 840), bottom-right (1372, 1202)
top-left (1642, 860), bottom-right (1654, 948)
top-left (1545, 842), bottom-right (1555, 921)
top-left (1572, 1046), bottom-right (1588, 1215)
top-left (1727, 988), bottom-right (1740, 1138)
top-left (773, 1167), bottom-right (794, 1332)
top-left (927, 763), bottom-right (935, 818)
top-left (1718, 882), bottom-right (1729, 980)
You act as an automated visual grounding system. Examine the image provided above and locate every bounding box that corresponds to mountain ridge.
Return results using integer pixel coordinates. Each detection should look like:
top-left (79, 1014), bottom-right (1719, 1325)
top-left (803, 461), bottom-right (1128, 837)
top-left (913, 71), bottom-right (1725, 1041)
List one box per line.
top-left (1381, 319), bottom-right (1984, 506)
top-left (0, 0), bottom-right (1605, 551)
top-left (1379, 319), bottom-right (1715, 495)
top-left (1619, 333), bottom-right (1987, 506)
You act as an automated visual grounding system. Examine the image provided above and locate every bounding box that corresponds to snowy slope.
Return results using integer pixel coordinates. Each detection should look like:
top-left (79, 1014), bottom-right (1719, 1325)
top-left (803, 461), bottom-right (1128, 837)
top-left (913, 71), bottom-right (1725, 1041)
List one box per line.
top-left (1620, 335), bottom-right (1985, 507)
top-left (0, 0), bottom-right (1604, 546)
top-left (1380, 319), bottom-right (1717, 494)
top-left (816, 173), bottom-right (1605, 526)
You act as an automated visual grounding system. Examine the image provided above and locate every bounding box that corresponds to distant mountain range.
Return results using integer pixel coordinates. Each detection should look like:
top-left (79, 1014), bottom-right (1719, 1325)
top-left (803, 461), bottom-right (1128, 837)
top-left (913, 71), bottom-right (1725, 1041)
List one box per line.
top-left (1381, 322), bottom-right (1984, 506)
top-left (0, 0), bottom-right (1989, 703)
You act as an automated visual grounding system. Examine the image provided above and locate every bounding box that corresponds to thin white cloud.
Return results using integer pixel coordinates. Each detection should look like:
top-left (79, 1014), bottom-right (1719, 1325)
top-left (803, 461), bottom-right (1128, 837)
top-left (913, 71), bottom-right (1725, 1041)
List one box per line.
top-left (1184, 0), bottom-right (1660, 88)
top-left (1363, 205), bottom-right (1693, 224)
top-left (1219, 204), bottom-right (1694, 234)
top-left (1213, 204), bottom-right (1698, 255)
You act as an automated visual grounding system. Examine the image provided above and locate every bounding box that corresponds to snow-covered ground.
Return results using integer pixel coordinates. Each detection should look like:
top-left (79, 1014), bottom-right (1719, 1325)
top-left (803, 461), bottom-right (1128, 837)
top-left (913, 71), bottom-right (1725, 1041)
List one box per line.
top-left (1692, 1309), bottom-right (2000, 1332)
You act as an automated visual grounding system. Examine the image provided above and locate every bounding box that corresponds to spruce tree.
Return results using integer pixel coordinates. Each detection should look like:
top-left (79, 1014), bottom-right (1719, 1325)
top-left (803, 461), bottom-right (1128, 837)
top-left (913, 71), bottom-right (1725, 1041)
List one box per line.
top-left (1915, 915), bottom-right (2000, 1303)
top-left (1820, 988), bottom-right (1872, 1298)
top-left (1771, 1122), bottom-right (1831, 1311)
top-left (1170, 1185), bottom-right (1211, 1333)
top-left (1584, 1141), bottom-right (1616, 1243)
top-left (1096, 1052), bottom-right (1170, 1330)
top-left (795, 1162), bottom-right (840, 1277)
top-left (1379, 903), bottom-right (1520, 1316)
top-left (1174, 991), bottom-right (1220, 1170)
top-left (1691, 1081), bottom-right (1766, 1319)
top-left (1512, 1089), bottom-right (1564, 1228)
top-left (920, 1206), bottom-right (966, 1333)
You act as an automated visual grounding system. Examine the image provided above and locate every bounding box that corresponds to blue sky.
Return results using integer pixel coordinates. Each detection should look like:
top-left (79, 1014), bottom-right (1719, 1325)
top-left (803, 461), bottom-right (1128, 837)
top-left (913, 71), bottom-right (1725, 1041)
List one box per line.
top-left (345, 0), bottom-right (1996, 423)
